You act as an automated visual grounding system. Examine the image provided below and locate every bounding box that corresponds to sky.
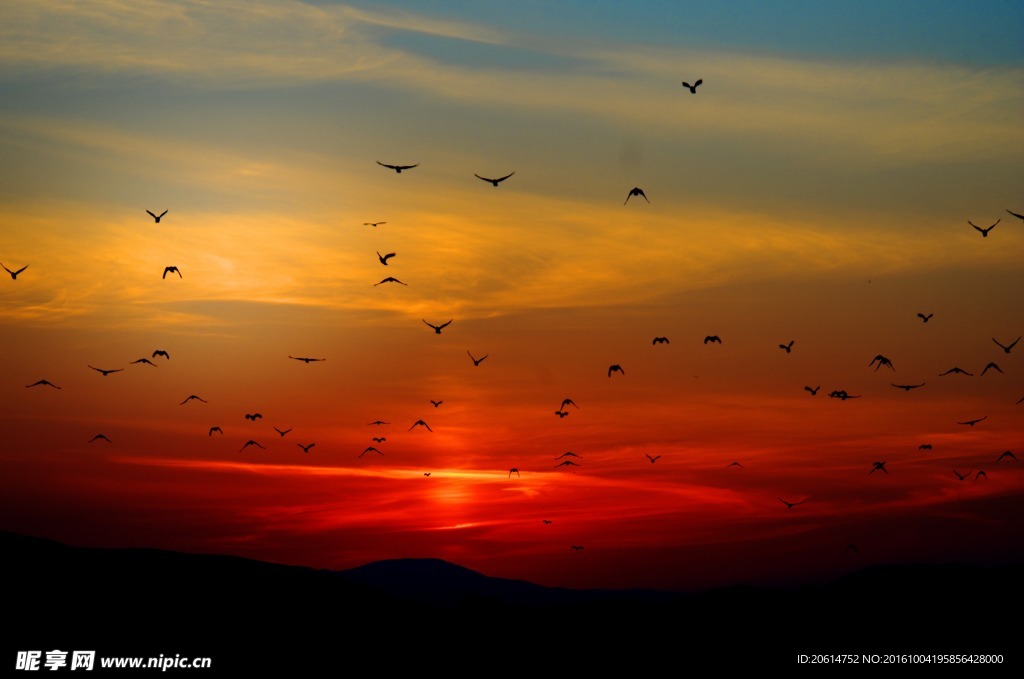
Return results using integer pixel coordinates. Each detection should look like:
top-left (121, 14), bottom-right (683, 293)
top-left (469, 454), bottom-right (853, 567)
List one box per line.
top-left (0, 0), bottom-right (1022, 593)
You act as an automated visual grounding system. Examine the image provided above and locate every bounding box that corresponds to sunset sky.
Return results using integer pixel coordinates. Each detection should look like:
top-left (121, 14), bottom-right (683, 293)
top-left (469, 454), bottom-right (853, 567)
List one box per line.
top-left (1, 0), bottom-right (1022, 592)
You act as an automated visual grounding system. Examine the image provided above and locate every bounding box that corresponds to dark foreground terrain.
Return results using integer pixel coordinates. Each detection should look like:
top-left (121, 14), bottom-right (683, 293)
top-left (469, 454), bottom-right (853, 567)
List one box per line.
top-left (4, 532), bottom-right (1019, 673)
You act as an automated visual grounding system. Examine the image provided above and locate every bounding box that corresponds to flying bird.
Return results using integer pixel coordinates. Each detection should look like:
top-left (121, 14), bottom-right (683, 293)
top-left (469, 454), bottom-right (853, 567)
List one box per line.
top-left (377, 161), bottom-right (418, 173)
top-left (804, 386), bottom-right (820, 396)
top-left (953, 469), bottom-right (971, 481)
top-left (703, 335), bottom-right (722, 344)
top-left (555, 452), bottom-right (581, 459)
top-left (409, 419), bottom-right (433, 432)
top-left (918, 444), bottom-right (932, 450)
top-left (475, 171), bottom-right (515, 186)
top-left (980, 362), bottom-right (1003, 376)
top-left (891, 383), bottom-right (925, 391)
top-left (917, 313), bottom-right (933, 323)
top-left (975, 470), bottom-right (987, 480)
top-left (608, 364), bottom-right (625, 377)
top-left (239, 440), bottom-right (265, 452)
top-left (779, 340), bottom-right (795, 353)
top-left (180, 395), bottom-right (207, 405)
top-left (828, 390), bottom-right (861, 400)
top-left (624, 187), bottom-right (649, 205)
top-left (869, 461), bottom-right (889, 475)
top-left (554, 410), bottom-right (568, 418)
top-left (560, 399), bottom-right (579, 410)
top-left (430, 400), bottom-right (443, 407)
top-left (969, 219), bottom-right (999, 237)
top-left (130, 358), bottom-right (157, 366)
top-left (570, 545), bottom-right (584, 551)
top-left (359, 447), bottom-right (384, 457)
top-left (992, 337), bottom-right (1020, 354)
top-left (153, 350), bottom-right (170, 360)
top-left (681, 79), bottom-right (703, 93)
top-left (652, 337), bottom-right (670, 345)
top-left (377, 251), bottom-right (396, 265)
top-left (298, 443), bottom-right (315, 453)
top-left (162, 266), bottom-right (181, 279)
top-left (997, 451), bottom-right (1018, 462)
top-left (1006, 209), bottom-right (1024, 222)
top-left (423, 472), bottom-right (431, 476)
top-left (289, 356), bottom-right (325, 363)
top-left (372, 437), bottom-right (386, 443)
top-left (274, 427), bottom-right (292, 437)
top-left (645, 454), bottom-right (661, 464)
top-left (245, 413), bottom-right (263, 421)
top-left (208, 427), bottom-right (223, 436)
top-left (542, 520), bottom-right (552, 525)
top-left (869, 355), bottom-right (895, 371)
top-left (364, 222), bottom-right (386, 227)
top-left (88, 365), bottom-right (123, 376)
top-left (939, 367), bottom-right (972, 376)
top-left (423, 319), bottom-right (452, 334)
top-left (727, 461), bottom-right (745, 469)
top-left (467, 351), bottom-right (488, 366)
top-left (509, 468), bottom-right (519, 478)
top-left (89, 434), bottom-right (111, 443)
top-left (368, 421), bottom-right (389, 425)
top-left (555, 460), bottom-right (581, 468)
top-left (957, 416), bottom-right (987, 426)
top-left (778, 498), bottom-right (806, 509)
top-left (1, 263), bottom-right (27, 279)
top-left (375, 277), bottom-right (407, 286)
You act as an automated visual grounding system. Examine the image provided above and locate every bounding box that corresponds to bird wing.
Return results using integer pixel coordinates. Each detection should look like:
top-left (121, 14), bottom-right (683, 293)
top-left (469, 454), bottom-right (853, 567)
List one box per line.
top-left (147, 210), bottom-right (157, 219)
top-left (1007, 209), bottom-right (1024, 221)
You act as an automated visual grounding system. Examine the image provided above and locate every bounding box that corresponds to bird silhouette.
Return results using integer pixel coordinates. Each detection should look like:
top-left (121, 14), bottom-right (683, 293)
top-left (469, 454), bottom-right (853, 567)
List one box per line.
top-left (560, 399), bottom-right (579, 410)
top-left (1, 263), bottom-right (28, 279)
top-left (89, 434), bottom-right (111, 443)
top-left (939, 367), bottom-right (972, 376)
top-left (869, 461), bottom-right (889, 475)
top-left (804, 386), bottom-right (820, 396)
top-left (980, 362), bottom-right (1003, 376)
top-left (727, 461), bottom-right (745, 468)
top-left (555, 460), bottom-right (581, 467)
top-left (375, 277), bottom-right (407, 286)
top-left (509, 468), bottom-right (519, 478)
top-left (542, 520), bottom-right (552, 525)
top-left (570, 545), bottom-right (584, 551)
top-left (997, 451), bottom-right (1018, 462)
top-left (377, 251), bottom-right (396, 265)
top-left (298, 443), bottom-right (315, 453)
top-left (209, 427), bottom-right (223, 436)
top-left (969, 219), bottom-right (999, 237)
top-left (364, 221), bottom-right (386, 227)
top-left (372, 437), bottom-right (386, 443)
top-left (430, 400), bottom-right (443, 407)
top-left (475, 172), bottom-right (515, 186)
top-left (162, 266), bottom-right (181, 279)
top-left (467, 351), bottom-right (488, 366)
top-left (368, 421), bottom-right (390, 425)
top-left (957, 416), bottom-right (987, 426)
top-left (681, 79), bottom-right (703, 93)
top-left (779, 340), bottom-right (794, 353)
top-left (918, 444), bottom-right (932, 450)
top-left (153, 350), bottom-right (170, 360)
top-left (953, 469), bottom-right (971, 481)
top-left (869, 355), bottom-right (894, 371)
top-left (975, 470), bottom-right (987, 480)
top-left (180, 395), bottom-right (207, 405)
top-left (652, 337), bottom-right (670, 345)
top-left (1017, 395), bottom-right (1024, 405)
top-left (992, 337), bottom-right (1020, 354)
top-left (239, 440), bottom-right (266, 452)
top-left (409, 419), bottom-right (433, 432)
top-left (624, 187), bottom-right (649, 204)
top-left (778, 498), bottom-right (806, 509)
top-left (146, 210), bottom-right (168, 223)
top-left (1006, 209), bottom-right (1024, 222)
top-left (274, 427), bottom-right (292, 437)
top-left (289, 356), bottom-right (325, 363)
top-left (130, 358), bottom-right (157, 366)
top-left (703, 335), bottom-right (722, 344)
top-left (359, 447), bottom-right (384, 457)
top-left (423, 319), bottom-right (452, 334)
top-left (554, 410), bottom-right (569, 418)
top-left (645, 454), bottom-right (661, 464)
top-left (88, 365), bottom-right (123, 376)
top-left (917, 313), bottom-right (933, 323)
top-left (608, 364), bottom-right (625, 377)
top-left (245, 413), bottom-right (263, 421)
top-left (423, 472), bottom-right (431, 476)
top-left (556, 452), bottom-right (581, 459)
top-left (828, 390), bottom-right (861, 400)
top-left (377, 161), bottom-right (418, 173)
top-left (891, 383), bottom-right (925, 391)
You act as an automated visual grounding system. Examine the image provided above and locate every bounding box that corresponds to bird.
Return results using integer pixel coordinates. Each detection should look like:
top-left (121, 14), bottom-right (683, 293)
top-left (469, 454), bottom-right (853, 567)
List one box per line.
top-left (377, 161), bottom-right (418, 173)
top-left (208, 427), bottom-right (223, 436)
top-left (423, 472), bottom-right (431, 476)
top-left (1, 263), bottom-right (28, 279)
top-left (298, 443), bottom-right (315, 453)
top-left (162, 266), bottom-right (181, 279)
top-left (996, 451), bottom-right (1018, 462)
top-left (289, 356), bottom-right (325, 363)
top-left (645, 454), bottom-right (661, 464)
top-left (560, 399), bottom-right (579, 410)
top-left (372, 437), bottom-right (386, 443)
top-left (778, 498), bottom-right (806, 509)
top-left (430, 400), bottom-right (443, 407)
top-left (153, 350), bottom-right (170, 360)
top-left (652, 337), bottom-right (670, 345)
top-left (25, 378), bottom-right (59, 391)
top-left (377, 251), bottom-right (396, 265)
top-left (244, 413), bottom-right (263, 421)
top-left (467, 351), bottom-right (488, 366)
top-left (239, 440), bottom-right (265, 452)
top-left (475, 172), bottom-right (515, 186)
top-left (891, 383), bottom-right (925, 391)
top-left (146, 209), bottom-right (168, 223)
top-left (804, 386), bottom-right (820, 396)
top-left (274, 427), bottom-right (292, 437)
top-left (727, 461), bottom-right (745, 469)
top-left (409, 419), bottom-right (433, 432)
top-left (554, 410), bottom-right (569, 418)
top-left (364, 221), bottom-right (386, 227)
top-left (368, 421), bottom-right (389, 425)
top-left (359, 447), bottom-right (384, 458)
top-left (88, 365), bottom-right (123, 376)
top-left (1006, 209), bottom-right (1024, 222)
top-left (374, 277), bottom-right (407, 286)
top-left (957, 416), bottom-right (987, 426)
top-left (980, 362), bottom-right (1003, 376)
top-left (570, 545), bottom-right (584, 551)
top-left (869, 355), bottom-right (894, 371)
top-left (918, 444), bottom-right (932, 450)
top-left (828, 390), bottom-right (861, 400)
top-left (1017, 395), bottom-right (1024, 405)
top-left (869, 461), bottom-right (889, 475)
top-left (423, 319), bottom-right (452, 334)
top-left (779, 340), bottom-right (795, 353)
top-left (624, 187), bottom-right (649, 205)
top-left (953, 469), bottom-right (971, 481)
top-left (681, 78), bottom-right (703, 93)
top-left (542, 520), bottom-right (552, 525)
top-left (992, 337), bottom-right (1020, 354)
top-left (130, 358), bottom-right (157, 366)
top-left (969, 219), bottom-right (999, 237)
top-left (509, 468), bottom-right (519, 478)
top-left (917, 313), bottom-right (933, 323)
top-left (556, 452), bottom-right (581, 459)
top-left (939, 367), bottom-right (972, 376)
top-left (608, 364), bottom-right (625, 377)
top-left (703, 335), bottom-right (722, 344)
top-left (180, 395), bottom-right (207, 405)
top-left (89, 434), bottom-right (111, 443)
top-left (555, 460), bottom-right (581, 468)
top-left (975, 470), bottom-right (988, 480)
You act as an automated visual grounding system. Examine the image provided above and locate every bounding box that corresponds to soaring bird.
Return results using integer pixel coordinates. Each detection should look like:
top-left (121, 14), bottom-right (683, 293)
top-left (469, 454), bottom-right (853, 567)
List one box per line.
top-left (359, 447), bottom-right (384, 457)
top-left (996, 451), bottom-right (1018, 462)
top-left (180, 395), bottom-right (207, 405)
top-left (298, 443), bottom-right (315, 453)
top-left (804, 386), bottom-right (820, 396)
top-left (891, 383), bottom-right (925, 391)
top-left (409, 419), bottom-right (433, 432)
top-left (423, 319), bottom-right (452, 334)
top-left (372, 437), bottom-right (386, 443)
top-left (980, 362), bottom-right (1003, 376)
top-left (509, 468), bottom-right (520, 478)
top-left (475, 172), bottom-right (515, 186)
top-left (245, 413), bottom-right (263, 421)
top-left (162, 266), bottom-right (181, 279)
top-left (652, 337), bottom-right (670, 345)
top-left (608, 364), bottom-right (625, 377)
top-left (704, 335), bottom-right (722, 344)
top-left (146, 209), bottom-right (168, 223)
top-left (374, 277), bottom-right (407, 286)
top-left (828, 390), bottom-right (861, 400)
top-left (153, 350), bottom-right (170, 360)
top-left (975, 470), bottom-right (988, 480)
top-left (917, 313), bottom-right (933, 323)
top-left (209, 427), bottom-right (223, 436)
top-left (88, 365), bottom-right (123, 376)
top-left (1006, 209), bottom-right (1024, 222)
top-left (939, 367), bottom-right (972, 376)
top-left (368, 421), bottom-right (389, 426)
top-left (727, 461), bottom-right (745, 469)
top-left (542, 520), bottom-right (552, 525)
top-left (992, 337), bottom-right (1020, 354)
top-left (467, 351), bottom-right (488, 366)
top-left (570, 545), bottom-right (584, 551)
top-left (778, 498), bottom-right (806, 509)
top-left (681, 79), bottom-right (703, 93)
top-left (1, 263), bottom-right (27, 279)
top-left (869, 461), bottom-right (889, 475)
top-left (130, 358), bottom-right (157, 366)
top-left (89, 434), bottom-right (111, 443)
top-left (554, 410), bottom-right (568, 418)
top-left (377, 161), bottom-right (418, 173)
top-left (377, 251), bottom-right (396, 265)
top-left (957, 416), bottom-right (987, 427)
top-left (560, 398), bottom-right (579, 410)
top-left (555, 460), bottom-right (581, 468)
top-left (869, 355), bottom-right (895, 371)
top-left (239, 440), bottom-right (265, 452)
top-left (274, 427), bottom-right (292, 437)
top-left (969, 219), bottom-right (999, 237)
top-left (430, 400), bottom-right (443, 407)
top-left (556, 452), bottom-right (581, 459)
top-left (953, 469), bottom-right (971, 481)
top-left (918, 444), bottom-right (932, 450)
top-left (364, 221), bottom-right (386, 227)
top-left (423, 472), bottom-right (431, 477)
top-left (289, 356), bottom-right (325, 363)
top-left (624, 187), bottom-right (649, 204)
top-left (779, 340), bottom-right (795, 353)
top-left (645, 454), bottom-right (661, 464)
